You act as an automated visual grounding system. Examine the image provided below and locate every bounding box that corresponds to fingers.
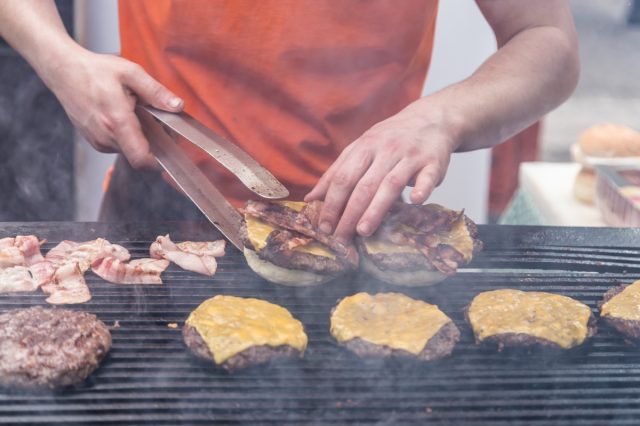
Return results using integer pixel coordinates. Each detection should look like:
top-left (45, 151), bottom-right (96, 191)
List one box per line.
top-left (315, 147), bottom-right (374, 235)
top-left (305, 145), bottom-right (353, 202)
top-left (336, 159), bottom-right (417, 241)
top-left (123, 63), bottom-right (183, 112)
top-left (112, 113), bottom-right (157, 170)
top-left (409, 164), bottom-right (442, 204)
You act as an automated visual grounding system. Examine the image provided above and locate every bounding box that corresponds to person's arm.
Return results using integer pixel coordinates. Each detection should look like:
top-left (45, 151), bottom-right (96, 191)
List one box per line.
top-left (306, 0), bottom-right (579, 242)
top-left (0, 0), bottom-right (183, 168)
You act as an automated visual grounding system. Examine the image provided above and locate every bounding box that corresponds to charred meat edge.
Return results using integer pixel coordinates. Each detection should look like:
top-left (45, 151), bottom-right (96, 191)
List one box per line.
top-left (182, 324), bottom-right (302, 372)
top-left (464, 304), bottom-right (597, 351)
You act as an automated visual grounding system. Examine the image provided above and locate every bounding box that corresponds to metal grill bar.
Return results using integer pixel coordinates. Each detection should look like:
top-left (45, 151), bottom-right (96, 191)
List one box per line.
top-left (0, 223), bottom-right (639, 424)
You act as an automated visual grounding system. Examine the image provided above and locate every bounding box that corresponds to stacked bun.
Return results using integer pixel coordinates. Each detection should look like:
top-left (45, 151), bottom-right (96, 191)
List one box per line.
top-left (572, 124), bottom-right (640, 204)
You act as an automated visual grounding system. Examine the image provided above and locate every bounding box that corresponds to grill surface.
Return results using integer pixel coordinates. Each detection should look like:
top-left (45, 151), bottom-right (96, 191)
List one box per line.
top-left (1, 222), bottom-right (640, 425)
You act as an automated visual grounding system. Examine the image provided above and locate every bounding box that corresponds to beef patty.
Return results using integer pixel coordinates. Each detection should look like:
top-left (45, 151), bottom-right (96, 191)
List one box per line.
top-left (330, 293), bottom-right (460, 362)
top-left (600, 283), bottom-right (640, 343)
top-left (0, 306), bottom-right (111, 391)
top-left (182, 324), bottom-right (301, 372)
top-left (466, 289), bottom-right (597, 352)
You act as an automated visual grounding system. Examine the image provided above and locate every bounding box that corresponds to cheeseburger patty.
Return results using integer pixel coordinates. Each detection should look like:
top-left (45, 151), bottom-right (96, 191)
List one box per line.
top-left (330, 293), bottom-right (460, 362)
top-left (466, 289), bottom-right (597, 352)
top-left (182, 295), bottom-right (307, 372)
top-left (0, 306), bottom-right (111, 391)
top-left (600, 281), bottom-right (640, 343)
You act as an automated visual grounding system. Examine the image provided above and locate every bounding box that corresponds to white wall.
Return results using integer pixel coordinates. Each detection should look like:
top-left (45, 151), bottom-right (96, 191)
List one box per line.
top-left (73, 0), bottom-right (119, 220)
top-left (72, 1), bottom-right (495, 223)
top-left (413, 1), bottom-right (496, 223)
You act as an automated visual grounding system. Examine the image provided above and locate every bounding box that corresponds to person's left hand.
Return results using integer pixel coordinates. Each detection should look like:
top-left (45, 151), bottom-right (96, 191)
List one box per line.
top-left (305, 98), bottom-right (459, 243)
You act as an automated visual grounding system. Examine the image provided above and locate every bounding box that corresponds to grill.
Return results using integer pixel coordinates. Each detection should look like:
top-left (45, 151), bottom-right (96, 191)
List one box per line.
top-left (1, 222), bottom-right (640, 425)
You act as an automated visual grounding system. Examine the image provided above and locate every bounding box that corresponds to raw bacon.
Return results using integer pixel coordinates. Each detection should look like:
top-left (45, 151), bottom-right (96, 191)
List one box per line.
top-left (0, 266), bottom-right (38, 293)
top-left (91, 256), bottom-right (169, 285)
top-left (150, 235), bottom-right (224, 277)
top-left (44, 262), bottom-right (91, 305)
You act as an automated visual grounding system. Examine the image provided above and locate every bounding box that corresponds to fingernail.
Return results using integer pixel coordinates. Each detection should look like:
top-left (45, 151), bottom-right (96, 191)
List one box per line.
top-left (169, 97), bottom-right (183, 109)
top-left (319, 222), bottom-right (332, 234)
top-left (358, 222), bottom-right (371, 236)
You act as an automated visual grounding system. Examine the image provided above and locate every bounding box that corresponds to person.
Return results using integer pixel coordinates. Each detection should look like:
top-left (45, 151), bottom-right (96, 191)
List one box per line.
top-left (0, 1), bottom-right (579, 243)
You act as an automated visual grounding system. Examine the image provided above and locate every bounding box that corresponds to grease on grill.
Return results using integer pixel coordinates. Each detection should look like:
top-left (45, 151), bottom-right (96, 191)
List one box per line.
top-left (330, 292), bottom-right (452, 355)
top-left (185, 295), bottom-right (307, 364)
top-left (467, 289), bottom-right (592, 349)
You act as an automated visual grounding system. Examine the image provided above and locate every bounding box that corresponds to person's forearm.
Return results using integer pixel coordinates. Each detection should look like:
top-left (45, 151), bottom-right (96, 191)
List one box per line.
top-left (419, 25), bottom-right (579, 152)
top-left (0, 0), bottom-right (84, 86)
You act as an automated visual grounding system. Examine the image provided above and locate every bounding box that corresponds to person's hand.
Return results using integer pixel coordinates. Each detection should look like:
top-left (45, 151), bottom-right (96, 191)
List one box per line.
top-left (45, 50), bottom-right (183, 169)
top-left (305, 98), bottom-right (458, 243)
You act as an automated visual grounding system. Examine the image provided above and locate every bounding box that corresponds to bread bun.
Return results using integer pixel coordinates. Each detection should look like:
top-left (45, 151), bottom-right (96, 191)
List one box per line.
top-left (578, 124), bottom-right (640, 158)
top-left (243, 248), bottom-right (338, 287)
top-left (359, 248), bottom-right (447, 287)
top-left (573, 167), bottom-right (596, 204)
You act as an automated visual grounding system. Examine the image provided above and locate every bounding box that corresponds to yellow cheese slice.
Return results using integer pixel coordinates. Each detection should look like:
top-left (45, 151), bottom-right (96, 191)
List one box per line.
top-left (185, 295), bottom-right (308, 364)
top-left (467, 289), bottom-right (592, 349)
top-left (330, 292), bottom-right (452, 355)
top-left (601, 280), bottom-right (640, 320)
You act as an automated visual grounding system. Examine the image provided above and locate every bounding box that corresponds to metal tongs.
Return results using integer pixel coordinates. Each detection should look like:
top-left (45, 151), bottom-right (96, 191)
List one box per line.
top-left (136, 105), bottom-right (289, 250)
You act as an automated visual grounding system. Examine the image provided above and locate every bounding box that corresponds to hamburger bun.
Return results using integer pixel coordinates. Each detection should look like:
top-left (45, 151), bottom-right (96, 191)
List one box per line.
top-left (573, 167), bottom-right (596, 204)
top-left (578, 123), bottom-right (640, 158)
top-left (357, 203), bottom-right (482, 287)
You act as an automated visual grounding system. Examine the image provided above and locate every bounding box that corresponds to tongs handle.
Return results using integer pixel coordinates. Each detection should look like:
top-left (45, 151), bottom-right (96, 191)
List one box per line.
top-left (139, 105), bottom-right (289, 199)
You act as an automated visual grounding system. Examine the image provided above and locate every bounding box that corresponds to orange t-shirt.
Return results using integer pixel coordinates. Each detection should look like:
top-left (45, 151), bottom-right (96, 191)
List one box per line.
top-left (119, 0), bottom-right (438, 207)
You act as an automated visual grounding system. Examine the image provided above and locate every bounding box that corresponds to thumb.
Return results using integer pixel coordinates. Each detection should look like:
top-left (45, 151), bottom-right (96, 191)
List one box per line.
top-left (124, 64), bottom-right (184, 112)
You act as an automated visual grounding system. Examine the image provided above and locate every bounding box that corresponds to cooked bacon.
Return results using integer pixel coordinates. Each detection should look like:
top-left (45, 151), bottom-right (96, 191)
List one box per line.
top-left (44, 262), bottom-right (91, 305)
top-left (242, 200), bottom-right (358, 267)
top-left (0, 266), bottom-right (38, 293)
top-left (150, 235), bottom-right (220, 276)
top-left (92, 256), bottom-right (169, 285)
top-left (46, 238), bottom-right (130, 272)
top-left (176, 240), bottom-right (226, 258)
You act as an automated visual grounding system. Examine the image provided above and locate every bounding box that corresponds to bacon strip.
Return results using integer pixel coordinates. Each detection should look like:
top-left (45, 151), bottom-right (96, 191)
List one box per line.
top-left (92, 256), bottom-right (169, 285)
top-left (150, 235), bottom-right (223, 277)
top-left (242, 200), bottom-right (358, 267)
top-left (45, 238), bottom-right (131, 272)
top-left (44, 262), bottom-right (91, 305)
top-left (0, 266), bottom-right (38, 293)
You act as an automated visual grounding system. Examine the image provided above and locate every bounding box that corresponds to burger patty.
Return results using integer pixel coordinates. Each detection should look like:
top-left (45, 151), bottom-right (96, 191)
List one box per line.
top-left (338, 321), bottom-right (460, 361)
top-left (240, 224), bottom-right (349, 275)
top-left (599, 284), bottom-right (640, 343)
top-left (464, 306), bottom-right (598, 352)
top-left (0, 306), bottom-right (111, 391)
top-left (182, 324), bottom-right (301, 372)
top-left (357, 216), bottom-right (483, 274)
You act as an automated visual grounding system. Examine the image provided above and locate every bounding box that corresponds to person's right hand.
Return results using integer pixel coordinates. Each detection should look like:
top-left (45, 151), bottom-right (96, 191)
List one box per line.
top-left (45, 50), bottom-right (183, 169)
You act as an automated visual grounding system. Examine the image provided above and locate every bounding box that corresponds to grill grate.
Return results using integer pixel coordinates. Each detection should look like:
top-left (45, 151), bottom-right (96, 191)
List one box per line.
top-left (0, 222), bottom-right (640, 425)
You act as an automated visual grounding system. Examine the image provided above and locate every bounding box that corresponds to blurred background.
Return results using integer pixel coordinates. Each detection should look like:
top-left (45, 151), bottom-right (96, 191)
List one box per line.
top-left (0, 0), bottom-right (638, 225)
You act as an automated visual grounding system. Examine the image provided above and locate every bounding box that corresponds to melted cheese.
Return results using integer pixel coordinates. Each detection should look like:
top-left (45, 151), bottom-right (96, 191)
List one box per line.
top-left (185, 295), bottom-right (307, 364)
top-left (601, 280), bottom-right (640, 319)
top-left (330, 292), bottom-right (452, 355)
top-left (467, 289), bottom-right (592, 349)
top-left (362, 205), bottom-right (474, 261)
top-left (244, 210), bottom-right (335, 259)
